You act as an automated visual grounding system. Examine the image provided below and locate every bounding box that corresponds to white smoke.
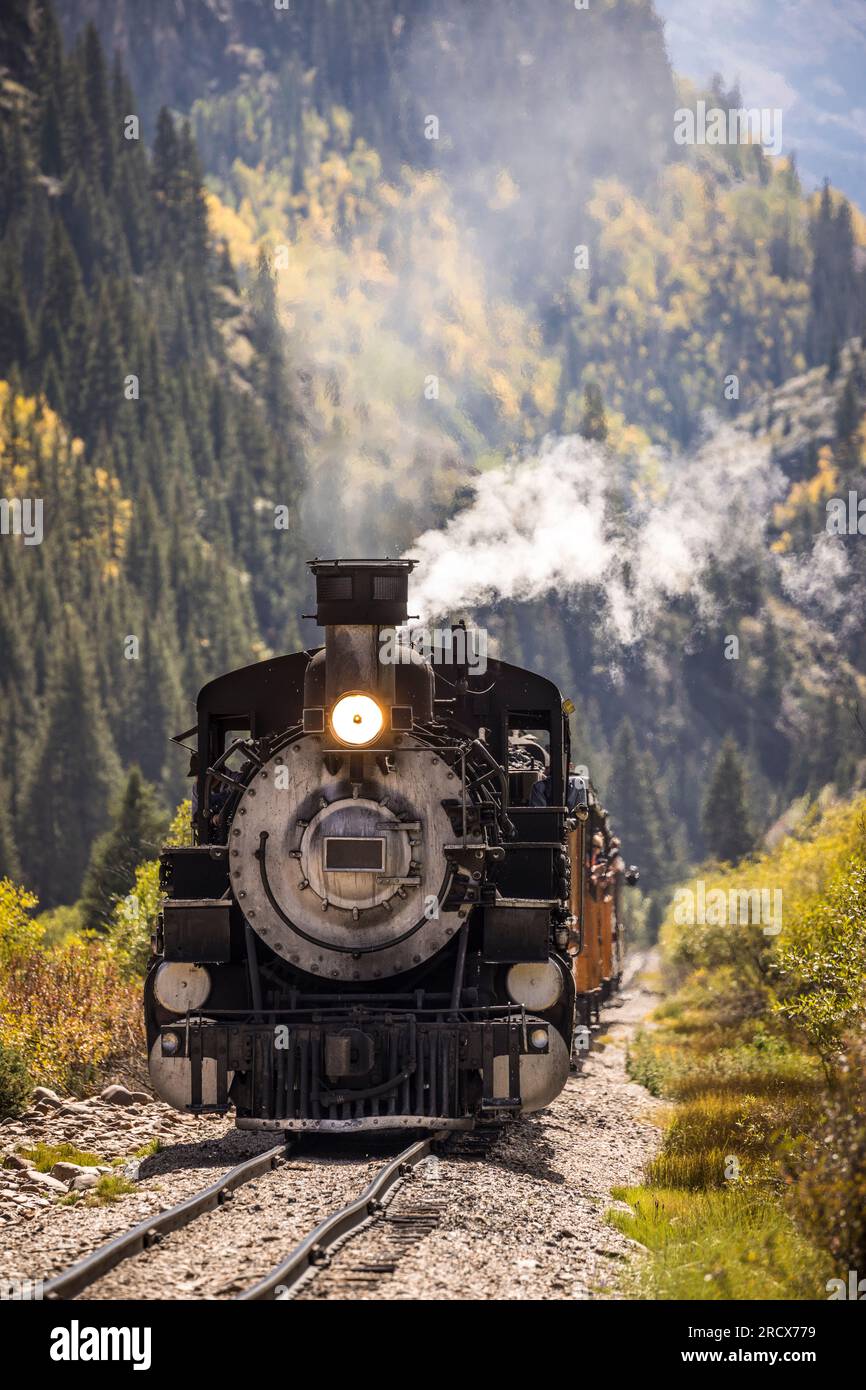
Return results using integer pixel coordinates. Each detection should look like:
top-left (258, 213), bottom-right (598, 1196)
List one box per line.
top-left (778, 531), bottom-right (850, 616)
top-left (407, 421), bottom-right (787, 643)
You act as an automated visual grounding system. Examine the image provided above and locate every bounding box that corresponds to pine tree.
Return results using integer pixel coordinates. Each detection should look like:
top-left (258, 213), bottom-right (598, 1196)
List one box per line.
top-left (606, 718), bottom-right (666, 887)
top-left (37, 215), bottom-right (82, 369)
top-left (249, 249), bottom-right (293, 435)
top-left (81, 22), bottom-right (116, 192)
top-left (33, 0), bottom-right (63, 101)
top-left (176, 121), bottom-right (211, 266)
top-left (807, 183), bottom-right (858, 368)
top-left (39, 91), bottom-right (63, 177)
top-left (784, 150), bottom-right (801, 197)
top-left (0, 0), bottom-right (37, 92)
top-left (836, 370), bottom-right (860, 452)
top-left (78, 282), bottom-right (123, 444)
top-left (578, 380), bottom-right (608, 443)
top-left (78, 767), bottom-right (167, 932)
top-left (0, 790), bottom-right (22, 884)
top-left (18, 616), bottom-right (121, 907)
top-left (701, 737), bottom-right (756, 864)
top-left (0, 116), bottom-right (28, 236)
top-left (807, 696), bottom-right (856, 793)
top-left (115, 620), bottom-right (184, 785)
top-left (0, 245), bottom-right (33, 378)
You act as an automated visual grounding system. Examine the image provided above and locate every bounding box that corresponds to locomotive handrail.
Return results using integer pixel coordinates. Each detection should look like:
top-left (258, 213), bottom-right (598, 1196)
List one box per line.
top-left (163, 1002), bottom-right (533, 1019)
top-left (502, 840), bottom-right (567, 850)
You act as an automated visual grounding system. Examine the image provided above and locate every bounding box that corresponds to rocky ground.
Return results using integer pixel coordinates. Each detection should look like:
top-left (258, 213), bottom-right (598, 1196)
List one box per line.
top-left (0, 1083), bottom-right (252, 1289)
top-left (0, 954), bottom-right (661, 1300)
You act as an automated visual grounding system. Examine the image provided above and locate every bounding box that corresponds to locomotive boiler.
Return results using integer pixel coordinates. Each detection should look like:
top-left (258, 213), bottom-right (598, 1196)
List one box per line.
top-left (145, 559), bottom-right (634, 1131)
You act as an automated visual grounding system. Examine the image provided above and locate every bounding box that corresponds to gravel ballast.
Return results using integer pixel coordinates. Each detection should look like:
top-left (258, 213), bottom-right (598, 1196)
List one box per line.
top-left (300, 955), bottom-right (662, 1300)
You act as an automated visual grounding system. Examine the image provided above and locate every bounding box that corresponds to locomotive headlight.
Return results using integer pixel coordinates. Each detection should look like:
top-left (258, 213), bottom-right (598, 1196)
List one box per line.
top-left (331, 693), bottom-right (384, 746)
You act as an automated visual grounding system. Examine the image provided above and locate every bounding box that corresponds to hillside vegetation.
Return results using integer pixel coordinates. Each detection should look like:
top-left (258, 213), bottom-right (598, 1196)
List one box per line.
top-left (0, 799), bottom-right (188, 1113)
top-left (614, 795), bottom-right (866, 1299)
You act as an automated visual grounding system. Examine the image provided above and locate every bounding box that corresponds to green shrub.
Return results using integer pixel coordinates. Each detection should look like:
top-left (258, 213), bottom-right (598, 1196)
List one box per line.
top-left (789, 1030), bottom-right (866, 1273)
top-left (107, 799), bottom-right (192, 976)
top-left (18, 1141), bottom-right (103, 1171)
top-left (36, 903), bottom-right (84, 948)
top-left (0, 1037), bottom-right (31, 1118)
top-left (626, 1029), bottom-right (669, 1096)
top-left (88, 1173), bottom-right (137, 1204)
top-left (773, 855), bottom-right (866, 1062)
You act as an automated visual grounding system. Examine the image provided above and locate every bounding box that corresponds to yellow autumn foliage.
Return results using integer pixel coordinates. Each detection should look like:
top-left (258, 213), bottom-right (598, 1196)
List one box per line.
top-left (0, 381), bottom-right (133, 575)
top-left (0, 878), bottom-right (142, 1095)
top-left (771, 447), bottom-right (840, 552)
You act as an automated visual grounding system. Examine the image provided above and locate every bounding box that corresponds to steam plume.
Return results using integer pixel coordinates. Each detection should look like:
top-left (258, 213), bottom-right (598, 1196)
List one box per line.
top-left (407, 422), bottom-right (790, 642)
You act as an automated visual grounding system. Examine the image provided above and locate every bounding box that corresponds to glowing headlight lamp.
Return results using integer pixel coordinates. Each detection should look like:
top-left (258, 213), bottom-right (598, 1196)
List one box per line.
top-left (330, 693), bottom-right (384, 746)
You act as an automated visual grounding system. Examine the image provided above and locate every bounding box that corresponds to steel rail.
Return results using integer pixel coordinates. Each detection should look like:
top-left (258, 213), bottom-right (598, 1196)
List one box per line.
top-left (43, 1141), bottom-right (289, 1301)
top-left (238, 1135), bottom-right (439, 1300)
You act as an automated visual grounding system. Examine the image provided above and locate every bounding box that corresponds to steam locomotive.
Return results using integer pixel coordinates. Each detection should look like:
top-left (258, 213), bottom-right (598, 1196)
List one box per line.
top-left (145, 559), bottom-right (636, 1132)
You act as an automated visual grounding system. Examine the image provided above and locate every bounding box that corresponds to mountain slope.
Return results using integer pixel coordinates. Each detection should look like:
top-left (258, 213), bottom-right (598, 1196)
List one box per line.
top-left (0, 3), bottom-right (306, 903)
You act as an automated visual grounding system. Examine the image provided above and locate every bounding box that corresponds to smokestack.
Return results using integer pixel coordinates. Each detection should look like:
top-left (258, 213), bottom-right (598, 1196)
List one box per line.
top-left (305, 558), bottom-right (417, 710)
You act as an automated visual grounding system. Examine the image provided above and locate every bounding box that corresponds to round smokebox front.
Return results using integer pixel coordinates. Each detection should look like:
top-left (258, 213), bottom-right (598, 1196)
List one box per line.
top-left (230, 736), bottom-right (465, 981)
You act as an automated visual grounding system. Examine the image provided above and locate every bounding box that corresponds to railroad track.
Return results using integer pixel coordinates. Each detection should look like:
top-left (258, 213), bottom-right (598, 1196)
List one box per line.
top-left (292, 1128), bottom-right (496, 1300)
top-left (43, 1133), bottom-right (454, 1302)
top-left (241, 1135), bottom-right (442, 1300)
